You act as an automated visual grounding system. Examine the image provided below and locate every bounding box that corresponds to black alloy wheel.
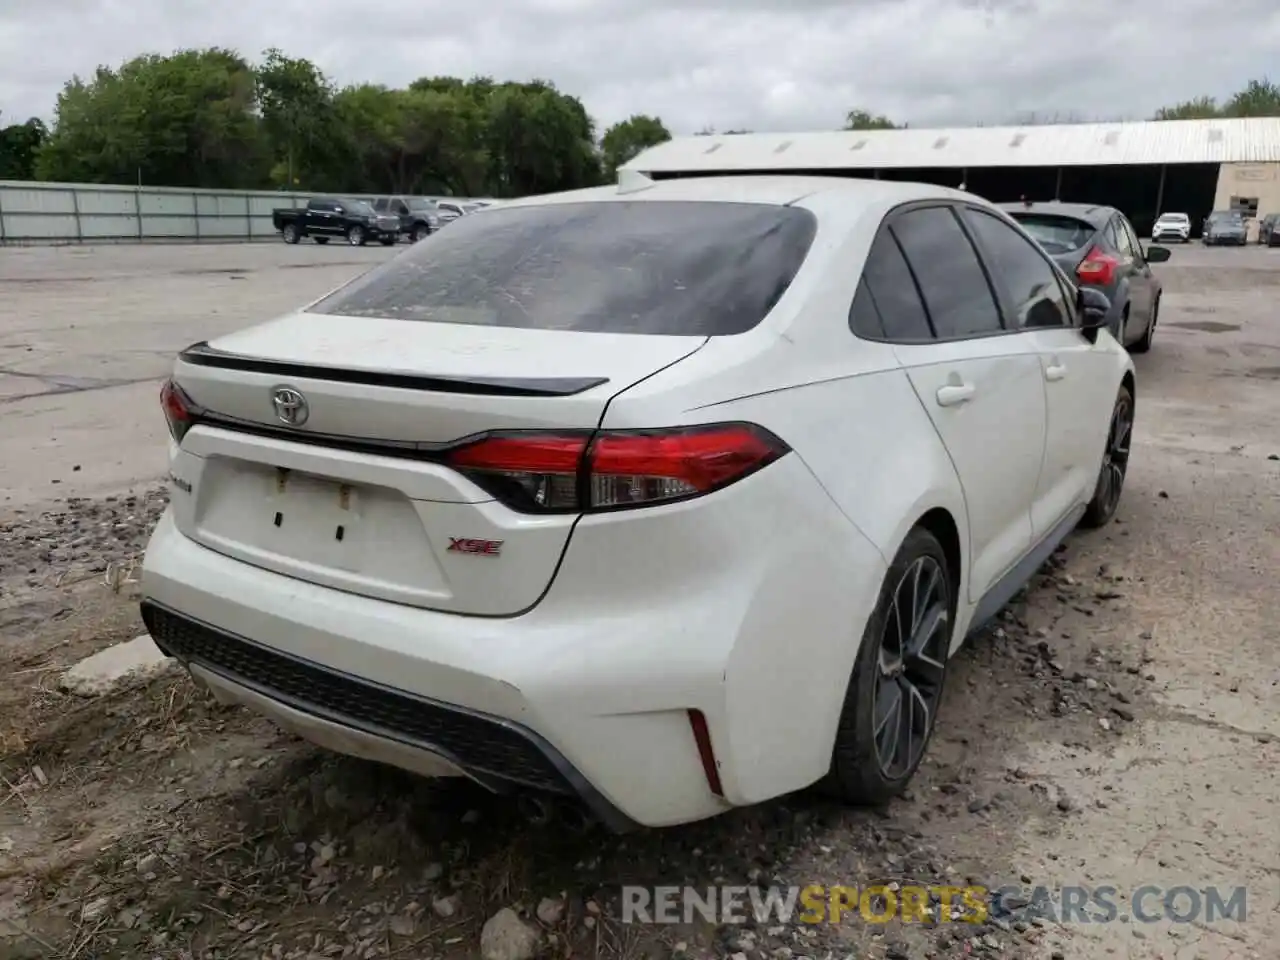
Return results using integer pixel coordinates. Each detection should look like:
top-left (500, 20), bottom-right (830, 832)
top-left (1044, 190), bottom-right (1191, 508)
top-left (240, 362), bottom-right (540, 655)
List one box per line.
top-left (823, 527), bottom-right (952, 804)
top-left (870, 555), bottom-right (950, 780)
top-left (1081, 385), bottom-right (1133, 528)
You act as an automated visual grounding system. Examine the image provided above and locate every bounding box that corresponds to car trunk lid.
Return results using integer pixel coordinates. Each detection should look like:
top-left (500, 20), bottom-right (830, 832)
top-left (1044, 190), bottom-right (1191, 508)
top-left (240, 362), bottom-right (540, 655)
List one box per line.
top-left (166, 313), bottom-right (707, 616)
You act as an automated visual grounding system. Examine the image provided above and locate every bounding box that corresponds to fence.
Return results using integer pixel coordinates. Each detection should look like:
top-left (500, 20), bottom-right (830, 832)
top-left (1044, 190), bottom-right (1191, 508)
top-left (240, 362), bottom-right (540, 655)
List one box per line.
top-left (0, 181), bottom-right (457, 245)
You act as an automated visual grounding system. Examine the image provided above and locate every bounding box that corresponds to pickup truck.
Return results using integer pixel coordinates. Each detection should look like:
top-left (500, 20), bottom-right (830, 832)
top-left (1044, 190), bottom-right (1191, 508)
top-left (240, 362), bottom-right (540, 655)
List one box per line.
top-left (272, 197), bottom-right (401, 246)
top-left (372, 196), bottom-right (442, 243)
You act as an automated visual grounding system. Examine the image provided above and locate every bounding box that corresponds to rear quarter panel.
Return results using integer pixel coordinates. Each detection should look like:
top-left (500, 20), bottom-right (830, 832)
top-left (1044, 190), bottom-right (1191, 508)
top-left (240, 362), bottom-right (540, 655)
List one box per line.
top-left (597, 200), bottom-right (975, 797)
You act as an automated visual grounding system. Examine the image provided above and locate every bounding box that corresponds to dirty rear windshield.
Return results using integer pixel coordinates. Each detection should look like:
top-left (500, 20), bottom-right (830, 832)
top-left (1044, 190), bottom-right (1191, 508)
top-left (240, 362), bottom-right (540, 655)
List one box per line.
top-left (308, 200), bottom-right (818, 336)
top-left (1007, 213), bottom-right (1096, 254)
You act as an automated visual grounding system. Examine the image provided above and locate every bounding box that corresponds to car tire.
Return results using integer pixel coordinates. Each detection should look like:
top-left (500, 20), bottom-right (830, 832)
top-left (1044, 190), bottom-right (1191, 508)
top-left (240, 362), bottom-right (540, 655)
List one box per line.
top-left (346, 226), bottom-right (366, 246)
top-left (380, 238), bottom-right (396, 246)
top-left (281, 224), bottom-right (299, 244)
top-left (412, 224), bottom-right (430, 243)
top-left (1080, 384), bottom-right (1134, 529)
top-left (314, 237), bottom-right (329, 245)
top-left (821, 526), bottom-right (953, 806)
top-left (1130, 296), bottom-right (1156, 354)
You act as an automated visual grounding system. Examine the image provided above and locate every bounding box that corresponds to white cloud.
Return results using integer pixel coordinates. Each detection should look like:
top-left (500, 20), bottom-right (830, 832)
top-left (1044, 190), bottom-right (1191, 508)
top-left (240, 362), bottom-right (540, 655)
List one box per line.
top-left (0, 0), bottom-right (1276, 135)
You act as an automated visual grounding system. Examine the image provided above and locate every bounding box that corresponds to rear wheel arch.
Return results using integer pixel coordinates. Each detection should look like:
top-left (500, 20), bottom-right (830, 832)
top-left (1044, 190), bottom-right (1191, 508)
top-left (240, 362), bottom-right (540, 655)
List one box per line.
top-left (916, 507), bottom-right (961, 607)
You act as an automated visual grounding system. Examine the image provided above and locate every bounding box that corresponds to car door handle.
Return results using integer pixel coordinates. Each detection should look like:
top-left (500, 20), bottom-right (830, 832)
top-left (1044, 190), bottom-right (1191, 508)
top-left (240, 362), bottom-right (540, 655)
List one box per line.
top-left (1045, 363), bottom-right (1067, 381)
top-left (935, 383), bottom-right (975, 407)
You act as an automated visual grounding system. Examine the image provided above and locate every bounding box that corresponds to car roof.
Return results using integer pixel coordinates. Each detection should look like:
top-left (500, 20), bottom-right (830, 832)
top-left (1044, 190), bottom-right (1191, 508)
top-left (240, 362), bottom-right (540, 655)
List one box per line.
top-left (997, 200), bottom-right (1114, 229)
top-left (1157, 211), bottom-right (1189, 217)
top-left (493, 175), bottom-right (975, 214)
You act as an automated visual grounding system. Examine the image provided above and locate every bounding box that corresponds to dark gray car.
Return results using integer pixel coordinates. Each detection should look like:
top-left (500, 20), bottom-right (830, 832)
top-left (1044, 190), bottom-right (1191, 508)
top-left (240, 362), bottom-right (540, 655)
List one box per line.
top-left (1203, 210), bottom-right (1247, 246)
top-left (1259, 213), bottom-right (1280, 247)
top-left (999, 201), bottom-right (1171, 353)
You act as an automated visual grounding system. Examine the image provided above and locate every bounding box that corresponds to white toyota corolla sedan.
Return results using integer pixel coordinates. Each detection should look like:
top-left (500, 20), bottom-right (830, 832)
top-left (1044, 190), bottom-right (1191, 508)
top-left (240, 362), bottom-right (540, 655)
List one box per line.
top-left (141, 175), bottom-right (1136, 831)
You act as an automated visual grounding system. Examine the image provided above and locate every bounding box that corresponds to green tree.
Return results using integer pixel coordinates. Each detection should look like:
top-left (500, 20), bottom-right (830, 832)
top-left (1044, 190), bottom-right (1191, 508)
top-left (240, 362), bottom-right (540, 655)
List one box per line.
top-left (1152, 96), bottom-right (1221, 120)
top-left (601, 114), bottom-right (671, 178)
top-left (37, 48), bottom-right (269, 187)
top-left (0, 115), bottom-right (48, 179)
top-left (256, 48), bottom-right (337, 188)
top-left (844, 108), bottom-right (899, 130)
top-left (1153, 78), bottom-right (1280, 120)
top-left (1224, 77), bottom-right (1280, 117)
top-left (483, 79), bottom-right (602, 196)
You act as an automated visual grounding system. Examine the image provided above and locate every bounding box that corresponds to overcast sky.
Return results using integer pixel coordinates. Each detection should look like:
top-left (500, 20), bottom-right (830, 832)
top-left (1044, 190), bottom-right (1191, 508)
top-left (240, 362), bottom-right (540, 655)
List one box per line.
top-left (0, 0), bottom-right (1276, 135)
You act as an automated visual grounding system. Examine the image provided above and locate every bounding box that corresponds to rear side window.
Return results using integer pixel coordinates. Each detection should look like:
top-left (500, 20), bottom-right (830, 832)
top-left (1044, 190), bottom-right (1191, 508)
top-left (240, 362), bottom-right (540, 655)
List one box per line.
top-left (848, 279), bottom-right (886, 339)
top-left (1009, 214), bottom-right (1096, 254)
top-left (851, 231), bottom-right (933, 342)
top-left (891, 207), bottom-right (1003, 338)
top-left (961, 208), bottom-right (1071, 329)
top-left (1104, 220), bottom-right (1121, 250)
top-left (1111, 216), bottom-right (1137, 257)
top-left (310, 201), bottom-right (817, 336)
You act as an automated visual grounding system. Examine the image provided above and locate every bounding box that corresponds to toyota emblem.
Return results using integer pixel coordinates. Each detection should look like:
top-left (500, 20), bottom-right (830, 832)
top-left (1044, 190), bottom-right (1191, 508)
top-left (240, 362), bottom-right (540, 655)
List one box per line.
top-left (271, 386), bottom-right (309, 426)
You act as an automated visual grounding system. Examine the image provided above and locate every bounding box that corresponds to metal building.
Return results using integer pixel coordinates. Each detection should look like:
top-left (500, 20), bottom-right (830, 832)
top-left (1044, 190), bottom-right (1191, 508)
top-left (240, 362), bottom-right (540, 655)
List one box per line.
top-left (622, 117), bottom-right (1280, 237)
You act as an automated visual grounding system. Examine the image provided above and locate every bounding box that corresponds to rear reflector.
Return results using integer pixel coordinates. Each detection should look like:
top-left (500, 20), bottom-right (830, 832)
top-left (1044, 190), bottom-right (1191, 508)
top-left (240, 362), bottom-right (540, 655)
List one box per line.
top-left (443, 422), bottom-right (789, 513)
top-left (687, 709), bottom-right (724, 797)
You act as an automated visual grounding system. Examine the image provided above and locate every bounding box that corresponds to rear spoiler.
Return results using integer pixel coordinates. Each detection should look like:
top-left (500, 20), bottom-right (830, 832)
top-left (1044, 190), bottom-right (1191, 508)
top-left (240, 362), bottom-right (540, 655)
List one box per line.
top-left (178, 341), bottom-right (610, 398)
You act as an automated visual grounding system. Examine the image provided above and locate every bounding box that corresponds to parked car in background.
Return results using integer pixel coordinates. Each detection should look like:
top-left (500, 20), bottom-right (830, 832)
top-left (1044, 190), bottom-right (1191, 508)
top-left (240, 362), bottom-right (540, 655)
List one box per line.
top-left (1257, 213), bottom-right (1280, 246)
top-left (1202, 210), bottom-right (1247, 246)
top-left (272, 198), bottom-right (400, 246)
top-left (1000, 201), bottom-right (1171, 353)
top-left (434, 200), bottom-right (483, 223)
top-left (145, 175), bottom-right (1138, 830)
top-left (372, 196), bottom-right (441, 242)
top-left (1152, 212), bottom-right (1191, 243)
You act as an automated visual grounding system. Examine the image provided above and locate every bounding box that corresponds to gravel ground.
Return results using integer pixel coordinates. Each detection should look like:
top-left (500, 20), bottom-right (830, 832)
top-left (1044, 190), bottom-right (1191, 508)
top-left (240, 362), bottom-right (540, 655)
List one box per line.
top-left (0, 242), bottom-right (1276, 960)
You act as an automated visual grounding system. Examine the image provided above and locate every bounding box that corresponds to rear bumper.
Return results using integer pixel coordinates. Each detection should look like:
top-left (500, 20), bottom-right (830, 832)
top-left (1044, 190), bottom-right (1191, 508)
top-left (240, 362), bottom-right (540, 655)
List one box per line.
top-left (140, 454), bottom-right (887, 828)
top-left (142, 599), bottom-right (638, 831)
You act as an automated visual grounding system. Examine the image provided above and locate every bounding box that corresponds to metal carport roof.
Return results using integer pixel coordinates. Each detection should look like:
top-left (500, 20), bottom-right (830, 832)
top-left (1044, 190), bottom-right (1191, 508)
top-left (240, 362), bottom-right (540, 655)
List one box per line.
top-left (622, 118), bottom-right (1280, 172)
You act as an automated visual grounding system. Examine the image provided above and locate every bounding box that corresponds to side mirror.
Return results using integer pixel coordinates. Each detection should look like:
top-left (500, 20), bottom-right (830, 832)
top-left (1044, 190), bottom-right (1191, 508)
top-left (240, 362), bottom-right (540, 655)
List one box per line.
top-left (1077, 286), bottom-right (1112, 343)
top-left (1144, 245), bottom-right (1171, 263)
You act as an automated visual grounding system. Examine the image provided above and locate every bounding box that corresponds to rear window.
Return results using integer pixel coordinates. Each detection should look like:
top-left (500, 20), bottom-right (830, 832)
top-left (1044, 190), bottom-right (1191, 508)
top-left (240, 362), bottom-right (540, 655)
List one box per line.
top-left (308, 200), bottom-right (818, 336)
top-left (1007, 214), bottom-right (1096, 254)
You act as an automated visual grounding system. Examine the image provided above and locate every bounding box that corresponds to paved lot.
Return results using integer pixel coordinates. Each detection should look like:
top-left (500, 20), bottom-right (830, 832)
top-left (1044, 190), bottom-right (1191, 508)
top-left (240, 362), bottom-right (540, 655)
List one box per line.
top-left (0, 240), bottom-right (1276, 959)
top-left (0, 242), bottom-right (396, 509)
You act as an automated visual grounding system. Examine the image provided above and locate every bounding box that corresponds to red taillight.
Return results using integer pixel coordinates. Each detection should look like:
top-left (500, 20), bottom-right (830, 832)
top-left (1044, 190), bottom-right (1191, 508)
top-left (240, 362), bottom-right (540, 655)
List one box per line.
top-left (445, 433), bottom-right (586, 512)
top-left (442, 423), bottom-right (789, 513)
top-left (1076, 246), bottom-right (1119, 286)
top-left (160, 378), bottom-right (198, 443)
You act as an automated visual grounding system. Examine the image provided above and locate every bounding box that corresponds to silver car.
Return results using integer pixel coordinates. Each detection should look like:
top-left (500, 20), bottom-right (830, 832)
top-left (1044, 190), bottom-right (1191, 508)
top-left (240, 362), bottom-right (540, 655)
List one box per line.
top-left (1203, 210), bottom-right (1247, 246)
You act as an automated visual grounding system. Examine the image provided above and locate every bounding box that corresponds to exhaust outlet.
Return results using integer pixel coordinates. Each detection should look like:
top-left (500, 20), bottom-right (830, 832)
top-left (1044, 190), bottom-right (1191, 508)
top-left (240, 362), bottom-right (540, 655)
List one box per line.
top-left (555, 799), bottom-right (595, 834)
top-left (518, 793), bottom-right (554, 826)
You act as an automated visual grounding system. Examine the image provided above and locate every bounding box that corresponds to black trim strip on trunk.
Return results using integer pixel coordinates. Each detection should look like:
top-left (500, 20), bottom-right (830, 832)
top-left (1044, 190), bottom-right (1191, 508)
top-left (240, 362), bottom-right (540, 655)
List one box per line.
top-left (178, 341), bottom-right (609, 397)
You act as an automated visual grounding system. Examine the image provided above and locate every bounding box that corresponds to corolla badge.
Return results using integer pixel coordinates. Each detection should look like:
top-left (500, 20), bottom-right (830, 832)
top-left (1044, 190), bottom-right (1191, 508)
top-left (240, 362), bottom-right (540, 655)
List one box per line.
top-left (271, 385), bottom-right (309, 426)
